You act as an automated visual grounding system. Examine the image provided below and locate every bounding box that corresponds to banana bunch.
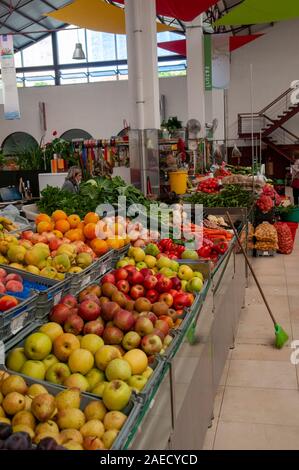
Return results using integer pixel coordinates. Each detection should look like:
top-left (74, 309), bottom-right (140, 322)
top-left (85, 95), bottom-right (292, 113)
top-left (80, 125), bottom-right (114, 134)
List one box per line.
top-left (0, 216), bottom-right (18, 232)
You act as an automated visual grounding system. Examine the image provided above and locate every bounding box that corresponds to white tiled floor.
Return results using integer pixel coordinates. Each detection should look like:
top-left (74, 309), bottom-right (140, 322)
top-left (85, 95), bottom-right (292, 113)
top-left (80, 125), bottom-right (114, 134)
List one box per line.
top-left (203, 232), bottom-right (299, 450)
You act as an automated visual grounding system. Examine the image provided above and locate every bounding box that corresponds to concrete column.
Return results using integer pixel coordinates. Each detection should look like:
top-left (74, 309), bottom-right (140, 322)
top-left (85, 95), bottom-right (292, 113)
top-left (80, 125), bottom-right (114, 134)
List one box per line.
top-left (125, 0), bottom-right (160, 130)
top-left (186, 15), bottom-right (206, 136)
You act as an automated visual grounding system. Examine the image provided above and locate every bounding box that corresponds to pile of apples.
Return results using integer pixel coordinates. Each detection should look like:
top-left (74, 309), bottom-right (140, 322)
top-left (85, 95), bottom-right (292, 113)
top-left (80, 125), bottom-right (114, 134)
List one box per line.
top-left (0, 371), bottom-right (128, 450)
top-left (0, 268), bottom-right (24, 312)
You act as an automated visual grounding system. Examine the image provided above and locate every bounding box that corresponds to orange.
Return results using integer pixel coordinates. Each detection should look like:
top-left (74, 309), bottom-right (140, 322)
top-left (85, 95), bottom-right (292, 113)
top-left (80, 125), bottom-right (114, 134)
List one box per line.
top-left (68, 214), bottom-right (81, 229)
top-left (84, 212), bottom-right (99, 225)
top-left (84, 223), bottom-right (97, 240)
top-left (37, 221), bottom-right (53, 234)
top-left (65, 229), bottom-right (85, 242)
top-left (55, 219), bottom-right (71, 234)
top-left (52, 210), bottom-right (68, 222)
top-left (77, 221), bottom-right (85, 231)
top-left (52, 230), bottom-right (63, 239)
top-left (36, 213), bottom-right (51, 225)
top-left (90, 239), bottom-right (108, 257)
top-left (106, 238), bottom-right (121, 250)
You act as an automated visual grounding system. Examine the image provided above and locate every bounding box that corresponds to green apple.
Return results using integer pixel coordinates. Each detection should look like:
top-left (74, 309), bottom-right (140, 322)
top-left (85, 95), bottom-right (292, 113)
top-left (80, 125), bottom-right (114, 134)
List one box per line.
top-left (181, 280), bottom-right (188, 291)
top-left (181, 250), bottom-right (199, 260)
top-left (159, 267), bottom-right (174, 278)
top-left (192, 271), bottom-right (204, 280)
top-left (178, 265), bottom-right (194, 281)
top-left (102, 380), bottom-right (132, 411)
top-left (187, 277), bottom-right (203, 293)
top-left (136, 262), bottom-right (147, 270)
top-left (144, 255), bottom-right (156, 268)
top-left (128, 246), bottom-right (135, 257)
top-left (105, 359), bottom-right (132, 382)
top-left (116, 260), bottom-right (130, 269)
top-left (46, 362), bottom-right (71, 385)
top-left (122, 257), bottom-right (135, 266)
top-left (142, 367), bottom-right (154, 380)
top-left (86, 368), bottom-right (105, 390)
top-left (131, 248), bottom-right (145, 262)
top-left (128, 375), bottom-right (147, 392)
top-left (6, 347), bottom-right (27, 372)
top-left (42, 354), bottom-right (59, 371)
top-left (170, 260), bottom-right (179, 272)
top-left (157, 256), bottom-right (172, 269)
top-left (21, 360), bottom-right (46, 380)
top-left (80, 335), bottom-right (104, 355)
top-left (24, 332), bottom-right (52, 361)
top-left (92, 381), bottom-right (108, 398)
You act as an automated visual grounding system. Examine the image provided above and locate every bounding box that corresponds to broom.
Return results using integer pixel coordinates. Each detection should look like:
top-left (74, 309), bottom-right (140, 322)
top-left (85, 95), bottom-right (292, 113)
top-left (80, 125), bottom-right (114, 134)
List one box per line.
top-left (226, 212), bottom-right (289, 349)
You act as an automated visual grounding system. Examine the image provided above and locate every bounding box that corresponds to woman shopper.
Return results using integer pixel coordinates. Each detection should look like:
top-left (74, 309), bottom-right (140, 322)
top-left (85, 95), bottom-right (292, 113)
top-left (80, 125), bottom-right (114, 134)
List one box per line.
top-left (291, 159), bottom-right (299, 205)
top-left (62, 166), bottom-right (82, 194)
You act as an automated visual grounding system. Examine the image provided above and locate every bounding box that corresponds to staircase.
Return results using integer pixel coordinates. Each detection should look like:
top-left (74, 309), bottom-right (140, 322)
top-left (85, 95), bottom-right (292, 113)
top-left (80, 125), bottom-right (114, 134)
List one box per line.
top-left (238, 87), bottom-right (299, 162)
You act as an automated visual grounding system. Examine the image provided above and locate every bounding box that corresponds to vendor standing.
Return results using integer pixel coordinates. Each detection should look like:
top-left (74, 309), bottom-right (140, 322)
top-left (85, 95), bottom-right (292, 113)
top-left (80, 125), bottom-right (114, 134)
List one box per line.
top-left (62, 167), bottom-right (82, 193)
top-left (291, 159), bottom-right (299, 205)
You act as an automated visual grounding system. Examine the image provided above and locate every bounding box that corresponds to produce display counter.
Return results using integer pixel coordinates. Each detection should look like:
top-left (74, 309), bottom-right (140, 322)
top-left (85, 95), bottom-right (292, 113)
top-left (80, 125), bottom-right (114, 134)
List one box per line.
top-left (120, 235), bottom-right (246, 450)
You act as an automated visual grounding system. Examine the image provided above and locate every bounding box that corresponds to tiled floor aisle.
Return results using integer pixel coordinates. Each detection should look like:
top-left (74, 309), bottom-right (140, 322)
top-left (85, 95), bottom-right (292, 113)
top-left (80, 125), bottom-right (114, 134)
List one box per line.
top-left (203, 233), bottom-right (299, 450)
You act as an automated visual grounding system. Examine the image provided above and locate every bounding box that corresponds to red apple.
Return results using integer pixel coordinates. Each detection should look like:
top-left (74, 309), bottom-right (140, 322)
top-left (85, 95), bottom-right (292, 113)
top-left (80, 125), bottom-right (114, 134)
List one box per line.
top-left (49, 238), bottom-right (63, 251)
top-left (83, 318), bottom-right (105, 336)
top-left (169, 289), bottom-right (179, 299)
top-left (5, 273), bottom-right (22, 283)
top-left (49, 304), bottom-right (72, 324)
top-left (159, 293), bottom-right (173, 307)
top-left (61, 294), bottom-right (78, 309)
top-left (145, 311), bottom-right (158, 325)
top-left (6, 280), bottom-right (23, 292)
top-left (171, 277), bottom-right (182, 290)
top-left (113, 309), bottom-right (135, 332)
top-left (114, 268), bottom-right (128, 281)
top-left (101, 301), bottom-right (120, 322)
top-left (124, 265), bottom-right (137, 273)
top-left (155, 273), bottom-right (164, 281)
top-left (143, 275), bottom-right (158, 290)
top-left (141, 334), bottom-right (163, 355)
top-left (135, 317), bottom-right (154, 336)
top-left (64, 314), bottom-right (84, 335)
top-left (130, 285), bottom-right (145, 300)
top-left (101, 273), bottom-right (116, 285)
top-left (0, 282), bottom-right (5, 293)
top-left (156, 276), bottom-right (172, 294)
top-left (103, 326), bottom-right (124, 345)
top-left (155, 319), bottom-right (169, 336)
top-left (173, 293), bottom-right (190, 310)
top-left (140, 268), bottom-right (152, 278)
top-left (152, 328), bottom-right (165, 341)
top-left (186, 293), bottom-right (195, 307)
top-left (79, 300), bottom-right (101, 321)
top-left (22, 230), bottom-right (34, 241)
top-left (146, 289), bottom-right (159, 304)
top-left (127, 271), bottom-right (144, 285)
top-left (116, 280), bottom-right (130, 294)
top-left (81, 294), bottom-right (101, 306)
top-left (0, 268), bottom-right (7, 278)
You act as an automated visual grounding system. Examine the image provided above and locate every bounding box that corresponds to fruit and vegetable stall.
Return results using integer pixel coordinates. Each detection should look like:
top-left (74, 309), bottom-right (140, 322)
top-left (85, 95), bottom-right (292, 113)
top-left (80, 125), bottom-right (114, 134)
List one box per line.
top-left (3, 166), bottom-right (296, 450)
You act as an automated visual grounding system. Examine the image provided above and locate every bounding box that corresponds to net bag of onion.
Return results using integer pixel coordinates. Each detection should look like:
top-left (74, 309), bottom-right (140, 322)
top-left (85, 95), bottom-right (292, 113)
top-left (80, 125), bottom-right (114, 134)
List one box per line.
top-left (274, 222), bottom-right (294, 255)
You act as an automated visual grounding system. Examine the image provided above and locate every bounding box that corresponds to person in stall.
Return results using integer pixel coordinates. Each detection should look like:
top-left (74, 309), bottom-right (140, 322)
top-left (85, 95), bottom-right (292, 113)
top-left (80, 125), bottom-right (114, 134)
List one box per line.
top-left (61, 166), bottom-right (82, 193)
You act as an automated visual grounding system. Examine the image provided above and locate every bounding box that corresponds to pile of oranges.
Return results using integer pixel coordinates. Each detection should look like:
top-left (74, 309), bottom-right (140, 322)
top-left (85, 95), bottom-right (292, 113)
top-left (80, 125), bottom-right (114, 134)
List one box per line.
top-left (35, 211), bottom-right (129, 256)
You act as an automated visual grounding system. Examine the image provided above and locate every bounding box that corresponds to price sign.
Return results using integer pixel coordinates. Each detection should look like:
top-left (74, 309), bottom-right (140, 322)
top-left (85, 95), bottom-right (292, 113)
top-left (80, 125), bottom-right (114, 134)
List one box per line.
top-left (11, 311), bottom-right (28, 335)
top-left (81, 275), bottom-right (91, 288)
top-left (54, 292), bottom-right (62, 305)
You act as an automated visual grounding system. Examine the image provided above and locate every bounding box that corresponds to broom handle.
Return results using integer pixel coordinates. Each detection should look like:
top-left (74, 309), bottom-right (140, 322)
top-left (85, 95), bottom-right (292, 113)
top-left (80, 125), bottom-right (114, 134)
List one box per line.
top-left (226, 212), bottom-right (277, 326)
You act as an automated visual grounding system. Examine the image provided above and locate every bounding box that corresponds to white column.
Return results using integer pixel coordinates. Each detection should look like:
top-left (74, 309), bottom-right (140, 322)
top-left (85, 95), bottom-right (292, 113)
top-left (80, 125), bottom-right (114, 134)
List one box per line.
top-left (186, 15), bottom-right (206, 136)
top-left (125, 0), bottom-right (160, 130)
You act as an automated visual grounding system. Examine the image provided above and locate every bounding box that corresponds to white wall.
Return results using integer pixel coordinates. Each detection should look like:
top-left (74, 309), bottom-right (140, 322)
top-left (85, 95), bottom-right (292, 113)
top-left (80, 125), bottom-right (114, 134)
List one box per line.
top-left (0, 76), bottom-right (188, 145)
top-left (228, 19), bottom-right (299, 140)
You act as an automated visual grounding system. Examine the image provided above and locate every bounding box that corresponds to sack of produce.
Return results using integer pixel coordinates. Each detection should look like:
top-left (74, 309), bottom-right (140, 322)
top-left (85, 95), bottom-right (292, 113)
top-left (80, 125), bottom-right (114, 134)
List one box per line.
top-left (254, 222), bottom-right (278, 251)
top-left (274, 222), bottom-right (294, 255)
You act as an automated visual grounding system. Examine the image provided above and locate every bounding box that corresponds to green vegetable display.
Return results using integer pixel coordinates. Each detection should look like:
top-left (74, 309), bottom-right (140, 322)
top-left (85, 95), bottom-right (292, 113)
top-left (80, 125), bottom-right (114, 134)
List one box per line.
top-left (187, 185), bottom-right (255, 208)
top-left (37, 176), bottom-right (153, 218)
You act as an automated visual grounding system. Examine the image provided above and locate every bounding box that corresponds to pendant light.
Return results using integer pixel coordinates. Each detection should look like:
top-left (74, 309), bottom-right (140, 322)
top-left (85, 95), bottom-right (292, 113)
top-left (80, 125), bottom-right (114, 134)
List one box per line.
top-left (72, 29), bottom-right (85, 60)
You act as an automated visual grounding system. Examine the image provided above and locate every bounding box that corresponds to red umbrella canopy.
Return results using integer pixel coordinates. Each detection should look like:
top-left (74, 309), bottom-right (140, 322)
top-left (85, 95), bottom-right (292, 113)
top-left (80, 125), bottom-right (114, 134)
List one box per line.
top-left (117, 0), bottom-right (218, 21)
